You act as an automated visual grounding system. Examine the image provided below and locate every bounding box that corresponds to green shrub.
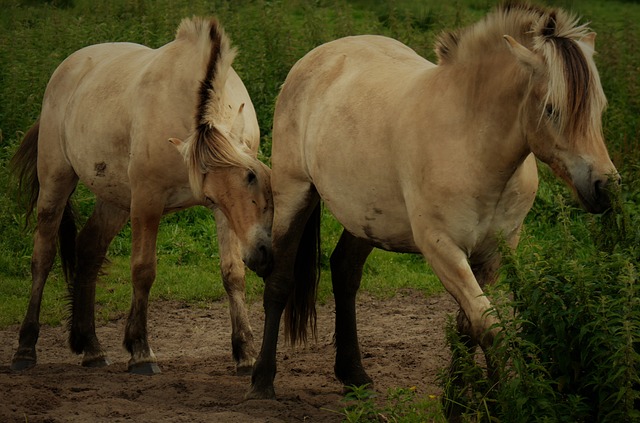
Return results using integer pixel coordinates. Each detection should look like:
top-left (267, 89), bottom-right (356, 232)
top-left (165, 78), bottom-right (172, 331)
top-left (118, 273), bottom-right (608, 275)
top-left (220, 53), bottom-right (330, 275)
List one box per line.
top-left (442, 187), bottom-right (640, 422)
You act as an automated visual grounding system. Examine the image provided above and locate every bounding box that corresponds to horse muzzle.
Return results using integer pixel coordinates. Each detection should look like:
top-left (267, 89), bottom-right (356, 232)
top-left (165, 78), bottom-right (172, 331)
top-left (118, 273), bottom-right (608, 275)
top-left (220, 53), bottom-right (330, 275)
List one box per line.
top-left (244, 239), bottom-right (273, 278)
top-left (576, 173), bottom-right (620, 214)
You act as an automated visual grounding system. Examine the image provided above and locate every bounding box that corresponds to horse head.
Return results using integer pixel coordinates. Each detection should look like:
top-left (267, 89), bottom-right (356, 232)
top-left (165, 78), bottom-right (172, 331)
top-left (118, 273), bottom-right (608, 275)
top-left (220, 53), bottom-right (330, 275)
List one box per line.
top-left (505, 8), bottom-right (618, 213)
top-left (170, 103), bottom-right (273, 277)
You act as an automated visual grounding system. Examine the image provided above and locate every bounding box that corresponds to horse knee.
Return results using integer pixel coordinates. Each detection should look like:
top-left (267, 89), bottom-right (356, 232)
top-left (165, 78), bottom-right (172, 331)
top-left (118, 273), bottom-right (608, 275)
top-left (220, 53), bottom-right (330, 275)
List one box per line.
top-left (131, 261), bottom-right (156, 292)
top-left (221, 261), bottom-right (245, 292)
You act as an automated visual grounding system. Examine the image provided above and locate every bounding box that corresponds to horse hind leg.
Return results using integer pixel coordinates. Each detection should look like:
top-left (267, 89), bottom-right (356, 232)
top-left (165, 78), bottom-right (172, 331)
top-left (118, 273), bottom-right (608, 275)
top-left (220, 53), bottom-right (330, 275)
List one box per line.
top-left (69, 199), bottom-right (129, 367)
top-left (12, 174), bottom-right (78, 370)
top-left (214, 209), bottom-right (256, 376)
top-left (330, 229), bottom-right (374, 390)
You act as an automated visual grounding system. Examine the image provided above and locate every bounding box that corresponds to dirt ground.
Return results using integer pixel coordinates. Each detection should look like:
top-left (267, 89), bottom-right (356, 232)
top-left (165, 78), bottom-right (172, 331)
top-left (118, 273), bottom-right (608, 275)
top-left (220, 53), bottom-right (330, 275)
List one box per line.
top-left (0, 290), bottom-right (457, 422)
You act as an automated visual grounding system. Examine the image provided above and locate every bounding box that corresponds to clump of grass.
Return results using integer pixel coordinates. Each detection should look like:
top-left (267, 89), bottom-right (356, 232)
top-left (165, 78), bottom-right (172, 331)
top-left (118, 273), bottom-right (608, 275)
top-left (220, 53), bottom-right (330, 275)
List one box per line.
top-left (339, 384), bottom-right (446, 422)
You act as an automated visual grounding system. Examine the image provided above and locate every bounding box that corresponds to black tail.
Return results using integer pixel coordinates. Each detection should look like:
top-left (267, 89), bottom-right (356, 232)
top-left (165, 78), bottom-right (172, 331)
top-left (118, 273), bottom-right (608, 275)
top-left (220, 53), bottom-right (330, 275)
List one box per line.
top-left (284, 202), bottom-right (322, 345)
top-left (10, 119), bottom-right (78, 286)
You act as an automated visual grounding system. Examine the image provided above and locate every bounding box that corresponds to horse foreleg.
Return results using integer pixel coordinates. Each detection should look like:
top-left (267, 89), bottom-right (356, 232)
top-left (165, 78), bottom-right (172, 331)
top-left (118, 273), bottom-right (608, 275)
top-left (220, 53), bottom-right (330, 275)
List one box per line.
top-left (470, 257), bottom-right (502, 379)
top-left (418, 234), bottom-right (498, 350)
top-left (69, 199), bottom-right (129, 367)
top-left (124, 207), bottom-right (162, 375)
top-left (214, 209), bottom-right (256, 376)
top-left (414, 231), bottom-right (501, 421)
top-left (330, 229), bottom-right (374, 390)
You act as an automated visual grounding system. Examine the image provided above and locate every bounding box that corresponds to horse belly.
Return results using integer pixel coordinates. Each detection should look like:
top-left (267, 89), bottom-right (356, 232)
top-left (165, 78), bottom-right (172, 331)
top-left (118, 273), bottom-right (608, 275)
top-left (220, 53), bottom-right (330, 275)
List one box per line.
top-left (318, 179), bottom-right (419, 253)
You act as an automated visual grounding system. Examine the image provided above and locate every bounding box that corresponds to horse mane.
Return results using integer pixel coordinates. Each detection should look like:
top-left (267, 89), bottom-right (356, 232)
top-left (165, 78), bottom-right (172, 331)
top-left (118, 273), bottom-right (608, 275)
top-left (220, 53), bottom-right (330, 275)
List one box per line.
top-left (175, 17), bottom-right (255, 199)
top-left (435, 1), bottom-right (606, 139)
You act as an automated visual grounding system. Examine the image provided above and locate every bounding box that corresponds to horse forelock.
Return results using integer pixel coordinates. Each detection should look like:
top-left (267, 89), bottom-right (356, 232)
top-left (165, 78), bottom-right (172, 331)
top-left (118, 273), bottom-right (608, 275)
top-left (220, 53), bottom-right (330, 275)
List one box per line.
top-left (184, 124), bottom-right (256, 200)
top-left (531, 10), bottom-right (606, 140)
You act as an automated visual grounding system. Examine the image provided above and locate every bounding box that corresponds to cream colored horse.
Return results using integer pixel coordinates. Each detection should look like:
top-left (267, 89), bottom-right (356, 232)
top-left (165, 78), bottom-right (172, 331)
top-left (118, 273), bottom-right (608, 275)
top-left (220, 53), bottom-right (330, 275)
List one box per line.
top-left (11, 17), bottom-right (272, 375)
top-left (248, 2), bottom-right (618, 399)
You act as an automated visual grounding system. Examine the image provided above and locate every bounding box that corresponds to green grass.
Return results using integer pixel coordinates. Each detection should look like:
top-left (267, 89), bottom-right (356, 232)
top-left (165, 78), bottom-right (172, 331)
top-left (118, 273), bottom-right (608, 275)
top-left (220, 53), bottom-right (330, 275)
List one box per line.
top-left (339, 384), bottom-right (447, 422)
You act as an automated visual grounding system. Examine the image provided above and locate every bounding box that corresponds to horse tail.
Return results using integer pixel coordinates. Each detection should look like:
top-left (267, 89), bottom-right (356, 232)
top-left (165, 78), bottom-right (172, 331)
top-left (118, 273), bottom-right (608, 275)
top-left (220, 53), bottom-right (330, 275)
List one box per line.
top-left (11, 119), bottom-right (41, 225)
top-left (58, 202), bottom-right (78, 287)
top-left (10, 119), bottom-right (78, 284)
top-left (284, 202), bottom-right (322, 345)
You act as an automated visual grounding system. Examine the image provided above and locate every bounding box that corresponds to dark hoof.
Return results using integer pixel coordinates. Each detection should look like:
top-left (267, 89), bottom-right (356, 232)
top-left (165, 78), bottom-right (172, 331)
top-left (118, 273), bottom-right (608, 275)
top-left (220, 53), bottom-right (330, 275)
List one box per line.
top-left (245, 385), bottom-right (276, 400)
top-left (11, 358), bottom-right (36, 371)
top-left (128, 362), bottom-right (161, 375)
top-left (82, 357), bottom-right (111, 368)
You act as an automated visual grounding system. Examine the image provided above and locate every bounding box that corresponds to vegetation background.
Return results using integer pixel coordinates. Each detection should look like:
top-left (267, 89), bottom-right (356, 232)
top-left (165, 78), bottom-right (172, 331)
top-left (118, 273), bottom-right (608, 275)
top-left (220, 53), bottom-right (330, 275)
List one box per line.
top-left (0, 0), bottom-right (638, 421)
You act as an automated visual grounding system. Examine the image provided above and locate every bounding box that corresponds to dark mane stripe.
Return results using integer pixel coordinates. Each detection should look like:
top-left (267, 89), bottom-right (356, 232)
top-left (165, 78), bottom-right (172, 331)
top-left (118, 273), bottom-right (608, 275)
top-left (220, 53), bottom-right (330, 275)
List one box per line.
top-left (175, 17), bottom-right (253, 200)
top-left (196, 18), bottom-right (222, 127)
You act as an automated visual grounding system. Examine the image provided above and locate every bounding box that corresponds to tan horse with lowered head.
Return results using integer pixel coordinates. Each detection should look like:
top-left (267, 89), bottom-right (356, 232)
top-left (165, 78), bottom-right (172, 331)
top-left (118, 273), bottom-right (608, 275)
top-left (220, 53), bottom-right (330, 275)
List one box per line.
top-left (11, 17), bottom-right (272, 375)
top-left (248, 2), bottom-right (618, 400)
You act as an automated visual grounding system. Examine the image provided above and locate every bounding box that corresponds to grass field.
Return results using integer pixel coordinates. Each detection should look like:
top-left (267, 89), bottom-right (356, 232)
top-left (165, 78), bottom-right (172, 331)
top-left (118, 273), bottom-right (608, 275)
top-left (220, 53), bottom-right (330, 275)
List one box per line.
top-left (1, 1), bottom-right (639, 419)
top-left (0, 0), bottom-right (637, 323)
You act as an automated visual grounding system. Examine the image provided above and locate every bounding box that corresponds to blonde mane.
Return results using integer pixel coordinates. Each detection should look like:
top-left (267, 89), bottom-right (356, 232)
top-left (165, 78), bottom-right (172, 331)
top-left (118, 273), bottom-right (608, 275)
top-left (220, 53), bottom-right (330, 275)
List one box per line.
top-left (175, 17), bottom-right (256, 200)
top-left (435, 1), bottom-right (606, 140)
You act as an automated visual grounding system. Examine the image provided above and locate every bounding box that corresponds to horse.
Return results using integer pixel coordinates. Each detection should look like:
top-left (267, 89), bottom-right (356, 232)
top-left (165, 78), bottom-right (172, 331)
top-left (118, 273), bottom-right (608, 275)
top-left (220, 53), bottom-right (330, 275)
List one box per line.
top-left (10, 16), bottom-right (273, 376)
top-left (247, 2), bottom-right (618, 400)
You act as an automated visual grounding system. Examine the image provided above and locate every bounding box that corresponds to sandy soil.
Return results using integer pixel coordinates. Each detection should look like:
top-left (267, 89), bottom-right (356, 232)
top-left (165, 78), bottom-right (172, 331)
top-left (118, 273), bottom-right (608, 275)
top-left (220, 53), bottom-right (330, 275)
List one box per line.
top-left (0, 290), bottom-right (457, 422)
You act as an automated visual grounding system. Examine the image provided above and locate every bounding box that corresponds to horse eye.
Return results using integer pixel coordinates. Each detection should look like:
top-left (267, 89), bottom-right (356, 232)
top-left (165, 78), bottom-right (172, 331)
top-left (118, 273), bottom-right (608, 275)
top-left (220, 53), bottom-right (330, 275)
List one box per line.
top-left (545, 104), bottom-right (556, 119)
top-left (247, 170), bottom-right (257, 185)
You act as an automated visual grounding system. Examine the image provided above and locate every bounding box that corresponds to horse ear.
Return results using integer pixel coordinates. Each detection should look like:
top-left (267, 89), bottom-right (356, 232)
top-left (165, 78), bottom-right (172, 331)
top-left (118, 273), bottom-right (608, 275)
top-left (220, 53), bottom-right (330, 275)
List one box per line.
top-left (169, 137), bottom-right (186, 153)
top-left (230, 103), bottom-right (245, 137)
top-left (503, 35), bottom-right (544, 74)
top-left (580, 32), bottom-right (596, 50)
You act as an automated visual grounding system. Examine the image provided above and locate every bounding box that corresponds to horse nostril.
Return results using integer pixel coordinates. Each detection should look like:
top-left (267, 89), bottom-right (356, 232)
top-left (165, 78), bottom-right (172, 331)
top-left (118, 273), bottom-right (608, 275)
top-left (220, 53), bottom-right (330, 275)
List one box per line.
top-left (614, 174), bottom-right (622, 186)
top-left (594, 179), bottom-right (604, 193)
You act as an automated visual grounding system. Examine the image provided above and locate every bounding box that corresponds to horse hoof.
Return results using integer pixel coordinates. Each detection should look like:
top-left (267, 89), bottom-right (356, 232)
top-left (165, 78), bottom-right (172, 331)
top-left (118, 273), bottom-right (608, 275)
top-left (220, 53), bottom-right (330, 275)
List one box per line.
top-left (128, 362), bottom-right (161, 375)
top-left (82, 357), bottom-right (111, 368)
top-left (11, 358), bottom-right (36, 371)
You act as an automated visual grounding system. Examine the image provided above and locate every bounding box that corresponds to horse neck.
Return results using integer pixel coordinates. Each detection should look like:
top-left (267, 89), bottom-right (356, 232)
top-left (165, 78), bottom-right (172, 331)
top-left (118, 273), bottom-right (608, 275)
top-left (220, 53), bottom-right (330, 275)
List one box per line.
top-left (439, 54), bottom-right (534, 175)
